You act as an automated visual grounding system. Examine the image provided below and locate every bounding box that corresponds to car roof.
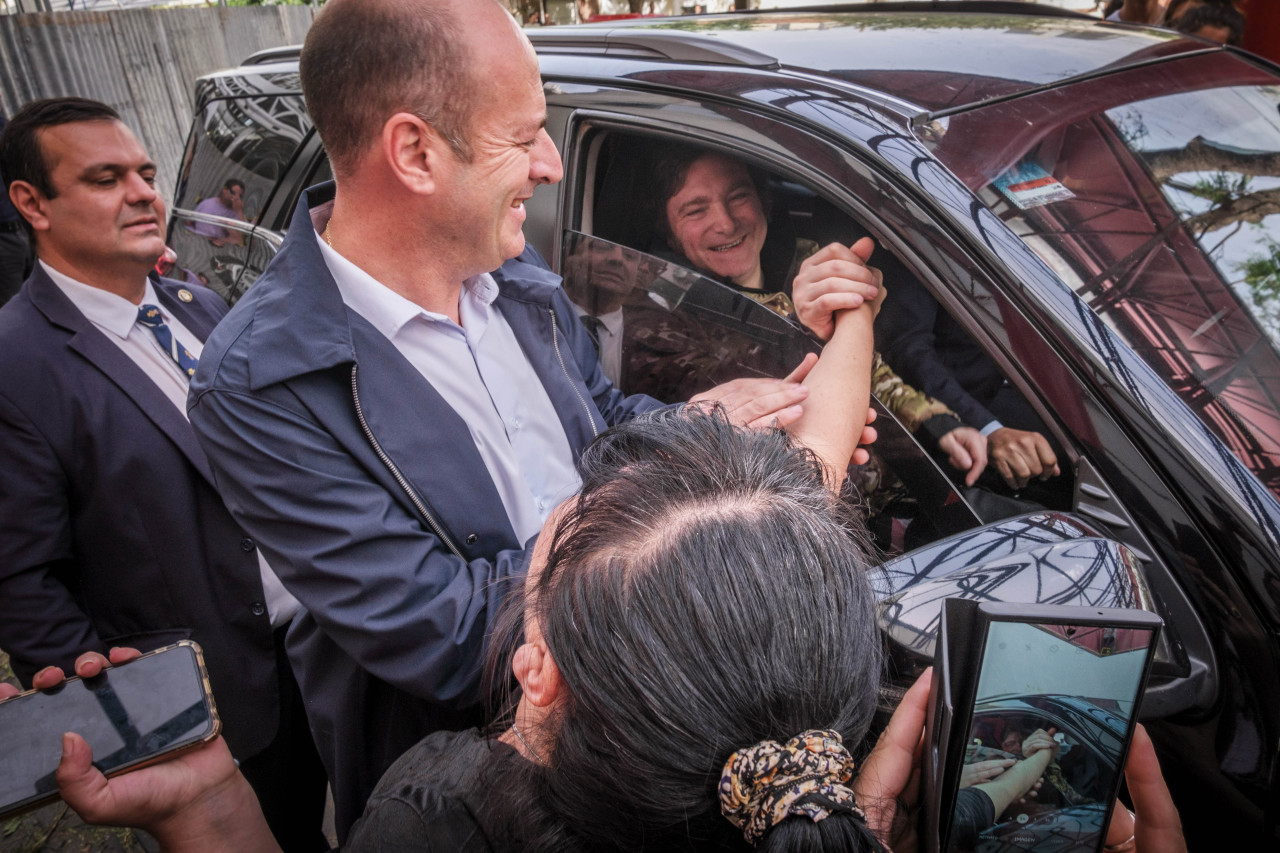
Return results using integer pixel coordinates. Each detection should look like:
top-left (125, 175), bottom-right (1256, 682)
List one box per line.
top-left (204, 3), bottom-right (1216, 117)
top-left (537, 4), bottom-right (1218, 114)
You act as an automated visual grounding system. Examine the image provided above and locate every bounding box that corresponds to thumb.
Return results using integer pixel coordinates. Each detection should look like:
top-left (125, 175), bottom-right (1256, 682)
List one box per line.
top-left (56, 732), bottom-right (112, 821)
top-left (851, 235), bottom-right (876, 263)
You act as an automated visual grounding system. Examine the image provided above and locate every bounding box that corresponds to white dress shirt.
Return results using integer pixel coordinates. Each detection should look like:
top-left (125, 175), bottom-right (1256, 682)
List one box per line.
top-left (572, 302), bottom-right (625, 387)
top-left (311, 208), bottom-right (581, 544)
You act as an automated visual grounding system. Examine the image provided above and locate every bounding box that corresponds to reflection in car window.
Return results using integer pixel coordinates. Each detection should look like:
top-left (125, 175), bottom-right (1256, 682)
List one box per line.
top-left (167, 213), bottom-right (272, 306)
top-left (931, 53), bottom-right (1280, 498)
top-left (174, 95), bottom-right (311, 225)
top-left (560, 230), bottom-right (812, 401)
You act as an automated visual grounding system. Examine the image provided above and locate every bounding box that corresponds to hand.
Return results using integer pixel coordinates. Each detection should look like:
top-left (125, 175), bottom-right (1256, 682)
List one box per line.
top-left (689, 353), bottom-right (816, 429)
top-left (792, 237), bottom-right (882, 341)
top-left (959, 757), bottom-right (1015, 788)
top-left (35, 650), bottom-right (279, 852)
top-left (853, 669), bottom-right (931, 850)
top-left (1020, 727), bottom-right (1059, 759)
top-left (987, 426), bottom-right (1059, 491)
top-left (937, 426), bottom-right (988, 487)
top-left (1103, 725), bottom-right (1187, 852)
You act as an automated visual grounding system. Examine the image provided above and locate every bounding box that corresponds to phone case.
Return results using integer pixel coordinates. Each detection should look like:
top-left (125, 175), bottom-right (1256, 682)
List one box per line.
top-left (923, 601), bottom-right (1162, 853)
top-left (0, 640), bottom-right (221, 820)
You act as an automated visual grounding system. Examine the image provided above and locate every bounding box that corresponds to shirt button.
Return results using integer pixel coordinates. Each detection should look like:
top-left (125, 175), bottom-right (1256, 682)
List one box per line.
top-left (250, 602), bottom-right (266, 617)
top-left (240, 538), bottom-right (255, 552)
top-left (512, 417), bottom-right (522, 429)
top-left (537, 499), bottom-right (545, 512)
top-left (465, 533), bottom-right (479, 545)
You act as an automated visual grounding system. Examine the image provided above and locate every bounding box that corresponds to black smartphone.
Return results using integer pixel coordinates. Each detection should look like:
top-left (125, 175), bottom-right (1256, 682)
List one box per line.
top-left (924, 600), bottom-right (1162, 853)
top-left (0, 640), bottom-right (220, 819)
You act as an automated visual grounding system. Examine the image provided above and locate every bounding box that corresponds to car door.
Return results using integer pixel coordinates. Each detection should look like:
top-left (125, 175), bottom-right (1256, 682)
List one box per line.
top-left (539, 77), bottom-right (1220, 713)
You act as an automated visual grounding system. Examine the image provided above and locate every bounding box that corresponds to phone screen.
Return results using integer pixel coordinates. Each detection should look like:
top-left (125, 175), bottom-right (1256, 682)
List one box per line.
top-left (0, 642), bottom-right (219, 818)
top-left (942, 615), bottom-right (1157, 853)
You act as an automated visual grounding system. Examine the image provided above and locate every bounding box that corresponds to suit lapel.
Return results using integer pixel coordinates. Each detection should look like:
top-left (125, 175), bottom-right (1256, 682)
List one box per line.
top-left (27, 267), bottom-right (217, 484)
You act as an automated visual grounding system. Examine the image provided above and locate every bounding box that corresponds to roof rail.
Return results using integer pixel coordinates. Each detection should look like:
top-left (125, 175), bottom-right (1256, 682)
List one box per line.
top-left (241, 45), bottom-right (303, 66)
top-left (527, 29), bottom-right (777, 68)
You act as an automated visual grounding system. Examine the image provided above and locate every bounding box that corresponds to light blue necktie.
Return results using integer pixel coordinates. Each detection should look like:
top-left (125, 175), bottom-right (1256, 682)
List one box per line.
top-left (136, 304), bottom-right (199, 379)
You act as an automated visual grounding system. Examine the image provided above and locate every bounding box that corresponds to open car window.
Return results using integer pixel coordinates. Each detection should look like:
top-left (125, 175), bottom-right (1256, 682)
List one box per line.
top-left (561, 228), bottom-right (983, 555)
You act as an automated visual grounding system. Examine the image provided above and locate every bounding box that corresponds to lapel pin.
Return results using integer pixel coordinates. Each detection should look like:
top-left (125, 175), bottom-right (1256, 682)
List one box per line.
top-left (178, 289), bottom-right (194, 303)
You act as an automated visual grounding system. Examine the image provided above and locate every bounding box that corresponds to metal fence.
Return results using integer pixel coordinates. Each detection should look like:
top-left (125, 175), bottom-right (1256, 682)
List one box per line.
top-left (0, 6), bottom-right (316, 203)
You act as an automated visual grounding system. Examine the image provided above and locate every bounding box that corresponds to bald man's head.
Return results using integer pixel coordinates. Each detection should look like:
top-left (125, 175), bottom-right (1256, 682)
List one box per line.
top-left (300, 0), bottom-right (487, 178)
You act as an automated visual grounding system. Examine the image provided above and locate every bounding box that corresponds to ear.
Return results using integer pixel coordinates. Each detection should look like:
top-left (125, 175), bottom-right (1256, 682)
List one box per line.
top-left (380, 112), bottom-right (450, 197)
top-left (9, 181), bottom-right (49, 233)
top-left (512, 639), bottom-right (562, 708)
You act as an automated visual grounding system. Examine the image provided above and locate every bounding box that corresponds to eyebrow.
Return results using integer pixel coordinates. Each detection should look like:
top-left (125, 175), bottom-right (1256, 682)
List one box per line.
top-left (674, 179), bottom-right (755, 216)
top-left (76, 160), bottom-right (157, 179)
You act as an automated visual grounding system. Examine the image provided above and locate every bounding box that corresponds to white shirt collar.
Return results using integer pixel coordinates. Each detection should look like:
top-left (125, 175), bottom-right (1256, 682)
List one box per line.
top-left (40, 260), bottom-right (158, 340)
top-left (309, 201), bottom-right (498, 341)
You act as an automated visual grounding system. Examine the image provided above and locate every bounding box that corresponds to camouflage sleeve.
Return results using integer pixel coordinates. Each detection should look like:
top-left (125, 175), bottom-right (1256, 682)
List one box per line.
top-left (872, 351), bottom-right (961, 436)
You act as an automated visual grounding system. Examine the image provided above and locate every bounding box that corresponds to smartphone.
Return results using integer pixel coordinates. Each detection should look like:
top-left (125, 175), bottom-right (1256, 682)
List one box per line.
top-left (924, 600), bottom-right (1162, 853)
top-left (0, 640), bottom-right (220, 819)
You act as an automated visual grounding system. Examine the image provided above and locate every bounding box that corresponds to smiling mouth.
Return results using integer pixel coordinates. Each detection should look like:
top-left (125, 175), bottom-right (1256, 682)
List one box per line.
top-left (710, 237), bottom-right (745, 252)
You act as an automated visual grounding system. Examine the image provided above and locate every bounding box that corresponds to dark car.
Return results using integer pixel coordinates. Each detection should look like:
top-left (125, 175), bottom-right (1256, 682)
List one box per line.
top-left (170, 3), bottom-right (1280, 845)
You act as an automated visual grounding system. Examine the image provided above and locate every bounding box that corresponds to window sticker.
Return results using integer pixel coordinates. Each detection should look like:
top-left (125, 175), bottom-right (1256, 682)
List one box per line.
top-left (994, 162), bottom-right (1075, 210)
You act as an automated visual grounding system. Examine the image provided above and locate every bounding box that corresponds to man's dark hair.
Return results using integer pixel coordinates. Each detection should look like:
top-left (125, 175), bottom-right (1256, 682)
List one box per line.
top-left (223, 178), bottom-right (245, 192)
top-left (299, 0), bottom-right (475, 178)
top-left (485, 409), bottom-right (887, 852)
top-left (0, 97), bottom-right (121, 206)
top-left (648, 142), bottom-right (772, 246)
top-left (1172, 2), bottom-right (1244, 44)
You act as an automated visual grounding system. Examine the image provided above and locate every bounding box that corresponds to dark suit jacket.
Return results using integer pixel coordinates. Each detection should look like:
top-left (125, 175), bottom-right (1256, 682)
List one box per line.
top-left (0, 265), bottom-right (281, 760)
top-left (874, 269), bottom-right (1008, 430)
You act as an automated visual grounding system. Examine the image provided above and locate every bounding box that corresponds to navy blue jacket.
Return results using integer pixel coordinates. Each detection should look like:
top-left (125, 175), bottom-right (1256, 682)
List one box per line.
top-left (189, 183), bottom-right (664, 839)
top-left (0, 266), bottom-right (281, 761)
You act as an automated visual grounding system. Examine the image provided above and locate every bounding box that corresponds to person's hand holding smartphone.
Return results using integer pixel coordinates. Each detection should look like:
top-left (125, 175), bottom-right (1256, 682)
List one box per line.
top-left (921, 601), bottom-right (1185, 853)
top-left (1, 646), bottom-right (279, 852)
top-left (854, 665), bottom-right (1187, 853)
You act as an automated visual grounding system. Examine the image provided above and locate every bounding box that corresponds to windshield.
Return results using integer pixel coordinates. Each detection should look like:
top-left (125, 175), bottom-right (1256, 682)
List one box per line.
top-left (927, 51), bottom-right (1280, 498)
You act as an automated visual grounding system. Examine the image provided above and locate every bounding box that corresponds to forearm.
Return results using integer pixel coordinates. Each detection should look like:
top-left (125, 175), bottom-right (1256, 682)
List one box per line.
top-left (789, 306), bottom-right (875, 488)
top-left (976, 749), bottom-right (1053, 817)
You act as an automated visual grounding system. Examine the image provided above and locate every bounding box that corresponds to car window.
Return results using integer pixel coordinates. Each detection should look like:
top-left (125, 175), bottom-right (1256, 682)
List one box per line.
top-left (167, 210), bottom-right (276, 305)
top-left (174, 95), bottom-right (311, 226)
top-left (927, 51), bottom-right (1280, 499)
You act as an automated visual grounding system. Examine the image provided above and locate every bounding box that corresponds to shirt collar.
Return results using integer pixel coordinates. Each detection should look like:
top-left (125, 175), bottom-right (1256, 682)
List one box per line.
top-left (40, 260), bottom-right (158, 340)
top-left (310, 201), bottom-right (499, 341)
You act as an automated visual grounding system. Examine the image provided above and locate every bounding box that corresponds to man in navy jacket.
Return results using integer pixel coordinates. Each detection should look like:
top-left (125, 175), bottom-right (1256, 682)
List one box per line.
top-left (0, 98), bottom-right (325, 850)
top-left (188, 0), bottom-right (834, 839)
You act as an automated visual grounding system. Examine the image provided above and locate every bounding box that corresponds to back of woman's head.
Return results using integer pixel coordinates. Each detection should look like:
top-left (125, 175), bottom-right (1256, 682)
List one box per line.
top-left (529, 409), bottom-right (886, 851)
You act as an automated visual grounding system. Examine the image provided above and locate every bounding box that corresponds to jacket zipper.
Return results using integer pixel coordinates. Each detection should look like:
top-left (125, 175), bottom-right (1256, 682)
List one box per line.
top-left (549, 309), bottom-right (599, 440)
top-left (350, 364), bottom-right (465, 560)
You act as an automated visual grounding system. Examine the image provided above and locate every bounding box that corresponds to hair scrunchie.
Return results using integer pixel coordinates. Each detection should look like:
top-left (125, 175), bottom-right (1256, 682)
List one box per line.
top-left (718, 729), bottom-right (866, 846)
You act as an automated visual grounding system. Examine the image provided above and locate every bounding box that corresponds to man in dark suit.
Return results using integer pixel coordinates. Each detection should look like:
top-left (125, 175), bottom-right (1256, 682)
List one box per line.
top-left (0, 97), bottom-right (326, 852)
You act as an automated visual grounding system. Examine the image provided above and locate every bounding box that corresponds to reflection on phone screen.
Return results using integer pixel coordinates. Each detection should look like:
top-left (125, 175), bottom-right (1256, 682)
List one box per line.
top-left (945, 621), bottom-right (1154, 853)
top-left (0, 643), bottom-right (215, 816)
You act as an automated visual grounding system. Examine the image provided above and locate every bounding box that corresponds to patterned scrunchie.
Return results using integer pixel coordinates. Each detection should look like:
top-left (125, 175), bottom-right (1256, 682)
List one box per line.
top-left (718, 729), bottom-right (866, 846)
